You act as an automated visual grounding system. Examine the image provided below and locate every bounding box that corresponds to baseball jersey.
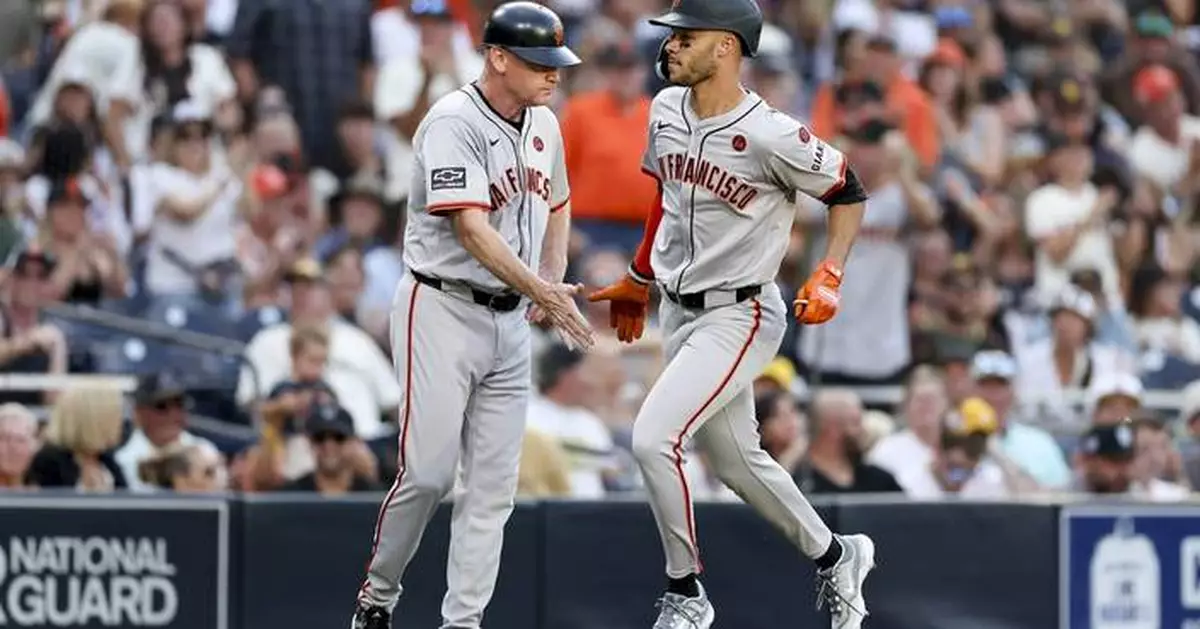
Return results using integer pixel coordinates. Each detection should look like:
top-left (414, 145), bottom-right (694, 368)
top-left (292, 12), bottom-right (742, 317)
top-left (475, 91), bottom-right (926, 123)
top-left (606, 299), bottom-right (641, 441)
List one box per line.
top-left (404, 85), bottom-right (570, 293)
top-left (642, 86), bottom-right (849, 294)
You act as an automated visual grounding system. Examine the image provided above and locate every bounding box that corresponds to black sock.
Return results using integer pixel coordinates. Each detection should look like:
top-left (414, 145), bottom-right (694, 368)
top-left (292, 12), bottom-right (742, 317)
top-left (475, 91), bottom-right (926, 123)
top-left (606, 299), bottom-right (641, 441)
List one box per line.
top-left (815, 537), bottom-right (843, 571)
top-left (667, 574), bottom-right (700, 598)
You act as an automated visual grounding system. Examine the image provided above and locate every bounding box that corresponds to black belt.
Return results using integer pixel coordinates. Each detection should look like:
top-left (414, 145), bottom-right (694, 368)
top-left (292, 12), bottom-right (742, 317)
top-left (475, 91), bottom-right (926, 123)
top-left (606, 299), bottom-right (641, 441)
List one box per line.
top-left (663, 285), bottom-right (762, 310)
top-left (411, 271), bottom-right (522, 312)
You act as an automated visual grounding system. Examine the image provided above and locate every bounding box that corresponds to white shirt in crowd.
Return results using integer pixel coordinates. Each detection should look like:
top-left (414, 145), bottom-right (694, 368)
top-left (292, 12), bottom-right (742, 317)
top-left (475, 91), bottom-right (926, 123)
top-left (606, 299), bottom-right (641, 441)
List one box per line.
top-left (108, 44), bottom-right (237, 163)
top-left (526, 395), bottom-right (615, 499)
top-left (370, 8), bottom-right (477, 65)
top-left (141, 160), bottom-right (242, 295)
top-left (894, 460), bottom-right (1009, 500)
top-left (114, 429), bottom-right (219, 493)
top-left (1024, 182), bottom-right (1121, 307)
top-left (867, 428), bottom-right (931, 479)
top-left (27, 20), bottom-right (140, 126)
top-left (830, 0), bottom-right (936, 75)
top-left (1135, 316), bottom-right (1200, 363)
top-left (1132, 478), bottom-right (1191, 502)
top-left (23, 172), bottom-right (133, 254)
top-left (1127, 115), bottom-right (1200, 193)
top-left (236, 320), bottom-right (402, 439)
top-left (1014, 338), bottom-right (1131, 422)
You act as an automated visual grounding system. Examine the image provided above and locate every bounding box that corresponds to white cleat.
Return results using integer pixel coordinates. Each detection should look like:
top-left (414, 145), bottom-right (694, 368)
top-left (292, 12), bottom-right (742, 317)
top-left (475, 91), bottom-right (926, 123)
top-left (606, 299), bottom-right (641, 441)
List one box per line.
top-left (816, 534), bottom-right (876, 629)
top-left (652, 581), bottom-right (716, 629)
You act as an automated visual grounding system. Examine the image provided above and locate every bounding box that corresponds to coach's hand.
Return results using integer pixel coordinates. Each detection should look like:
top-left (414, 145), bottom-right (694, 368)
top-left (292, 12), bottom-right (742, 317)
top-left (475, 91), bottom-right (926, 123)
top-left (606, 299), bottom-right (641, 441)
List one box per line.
top-left (793, 260), bottom-right (843, 325)
top-left (533, 282), bottom-right (595, 351)
top-left (587, 275), bottom-right (650, 343)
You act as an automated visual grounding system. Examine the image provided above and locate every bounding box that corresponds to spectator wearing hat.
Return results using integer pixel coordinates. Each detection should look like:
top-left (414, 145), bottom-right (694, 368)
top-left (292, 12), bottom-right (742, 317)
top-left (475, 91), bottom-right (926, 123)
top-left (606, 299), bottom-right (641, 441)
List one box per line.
top-left (1071, 419), bottom-right (1188, 500)
top-left (227, 0), bottom-right (375, 172)
top-left (1015, 286), bottom-right (1132, 417)
top-left (1128, 264), bottom-right (1200, 362)
top-left (142, 101), bottom-right (243, 300)
top-left (1035, 72), bottom-right (1129, 173)
top-left (0, 246), bottom-right (66, 407)
top-left (279, 403), bottom-right (381, 495)
top-left (113, 373), bottom-right (220, 493)
top-left (374, 0), bottom-right (482, 198)
top-left (32, 172), bottom-right (129, 306)
top-left (1130, 415), bottom-right (1191, 495)
top-left (894, 397), bottom-right (1012, 499)
top-left (0, 403), bottom-right (39, 489)
top-left (1085, 371), bottom-right (1146, 426)
top-left (106, 0), bottom-right (237, 171)
top-left (1126, 64), bottom-right (1200, 201)
top-left (314, 172), bottom-right (387, 263)
top-left (1101, 10), bottom-right (1200, 126)
top-left (237, 257), bottom-right (401, 440)
top-left (559, 38), bottom-right (656, 255)
top-left (795, 388), bottom-right (903, 494)
top-left (1023, 130), bottom-right (1123, 308)
top-left (526, 344), bottom-right (617, 498)
top-left (971, 349), bottom-right (1073, 487)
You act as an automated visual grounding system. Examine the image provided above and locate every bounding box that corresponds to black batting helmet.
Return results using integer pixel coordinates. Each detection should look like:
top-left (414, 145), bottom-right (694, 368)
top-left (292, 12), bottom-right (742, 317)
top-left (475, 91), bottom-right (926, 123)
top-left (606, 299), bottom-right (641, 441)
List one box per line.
top-left (650, 0), bottom-right (764, 57)
top-left (482, 1), bottom-right (581, 69)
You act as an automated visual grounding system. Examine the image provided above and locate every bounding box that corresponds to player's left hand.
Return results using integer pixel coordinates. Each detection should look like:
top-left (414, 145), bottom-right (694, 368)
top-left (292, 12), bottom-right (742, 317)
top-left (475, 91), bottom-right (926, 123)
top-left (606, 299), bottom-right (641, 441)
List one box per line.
top-left (793, 260), bottom-right (843, 325)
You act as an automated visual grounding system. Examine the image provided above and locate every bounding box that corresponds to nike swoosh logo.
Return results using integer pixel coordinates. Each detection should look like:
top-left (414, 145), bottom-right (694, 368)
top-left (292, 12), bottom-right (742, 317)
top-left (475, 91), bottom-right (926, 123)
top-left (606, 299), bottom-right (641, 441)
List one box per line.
top-left (489, 138), bottom-right (500, 146)
top-left (655, 121), bottom-right (670, 131)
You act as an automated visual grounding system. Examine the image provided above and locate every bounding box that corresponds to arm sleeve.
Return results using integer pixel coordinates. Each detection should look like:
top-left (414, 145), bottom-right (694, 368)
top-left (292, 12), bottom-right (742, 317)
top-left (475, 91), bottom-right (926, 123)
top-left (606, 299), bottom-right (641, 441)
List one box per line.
top-left (549, 125), bottom-right (570, 212)
top-left (760, 110), bottom-right (851, 204)
top-left (420, 117), bottom-right (491, 215)
top-left (631, 118), bottom-right (663, 281)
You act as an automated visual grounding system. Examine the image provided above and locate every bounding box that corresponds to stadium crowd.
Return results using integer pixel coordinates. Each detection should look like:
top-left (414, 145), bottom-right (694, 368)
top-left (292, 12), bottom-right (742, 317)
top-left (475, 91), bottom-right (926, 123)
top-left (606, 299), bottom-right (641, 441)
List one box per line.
top-left (0, 0), bottom-right (1199, 504)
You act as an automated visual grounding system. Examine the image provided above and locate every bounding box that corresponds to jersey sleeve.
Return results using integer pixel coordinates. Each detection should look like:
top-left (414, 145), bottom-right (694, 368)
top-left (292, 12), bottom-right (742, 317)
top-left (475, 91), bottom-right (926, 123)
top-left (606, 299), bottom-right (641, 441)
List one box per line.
top-left (549, 125), bottom-right (570, 213)
top-left (760, 109), bottom-right (849, 204)
top-left (419, 117), bottom-right (491, 215)
top-left (640, 115), bottom-right (662, 181)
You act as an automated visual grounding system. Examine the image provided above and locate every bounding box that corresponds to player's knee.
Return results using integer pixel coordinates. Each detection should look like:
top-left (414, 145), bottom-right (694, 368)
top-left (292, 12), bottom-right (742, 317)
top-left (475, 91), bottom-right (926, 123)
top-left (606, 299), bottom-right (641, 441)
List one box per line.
top-left (404, 467), bottom-right (456, 499)
top-left (630, 422), bottom-right (674, 464)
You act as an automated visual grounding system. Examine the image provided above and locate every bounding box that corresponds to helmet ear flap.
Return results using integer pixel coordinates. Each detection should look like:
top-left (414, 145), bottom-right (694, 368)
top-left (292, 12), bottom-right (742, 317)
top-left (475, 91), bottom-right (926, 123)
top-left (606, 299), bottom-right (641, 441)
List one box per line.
top-left (655, 37), bottom-right (670, 82)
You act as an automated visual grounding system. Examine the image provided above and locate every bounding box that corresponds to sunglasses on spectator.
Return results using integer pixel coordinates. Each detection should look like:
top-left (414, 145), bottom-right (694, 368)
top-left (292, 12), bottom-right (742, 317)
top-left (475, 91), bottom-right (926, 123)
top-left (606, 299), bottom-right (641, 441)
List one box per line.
top-left (153, 397), bottom-right (185, 411)
top-left (312, 431), bottom-right (347, 444)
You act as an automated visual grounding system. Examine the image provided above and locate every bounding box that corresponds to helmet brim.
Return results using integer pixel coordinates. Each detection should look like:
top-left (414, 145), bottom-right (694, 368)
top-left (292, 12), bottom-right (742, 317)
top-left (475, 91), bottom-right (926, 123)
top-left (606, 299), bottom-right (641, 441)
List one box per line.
top-left (507, 46), bottom-right (582, 68)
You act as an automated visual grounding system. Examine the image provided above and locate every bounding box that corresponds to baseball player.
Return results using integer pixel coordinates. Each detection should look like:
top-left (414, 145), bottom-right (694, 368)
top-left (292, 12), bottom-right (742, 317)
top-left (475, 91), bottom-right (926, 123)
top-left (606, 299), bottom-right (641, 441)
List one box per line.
top-left (351, 4), bottom-right (593, 628)
top-left (588, 1), bottom-right (876, 628)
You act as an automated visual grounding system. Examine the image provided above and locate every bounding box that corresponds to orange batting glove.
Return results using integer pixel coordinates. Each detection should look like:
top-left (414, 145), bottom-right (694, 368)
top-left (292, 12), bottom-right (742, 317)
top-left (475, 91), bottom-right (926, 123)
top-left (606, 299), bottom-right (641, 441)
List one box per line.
top-left (587, 275), bottom-right (650, 343)
top-left (793, 260), bottom-right (844, 325)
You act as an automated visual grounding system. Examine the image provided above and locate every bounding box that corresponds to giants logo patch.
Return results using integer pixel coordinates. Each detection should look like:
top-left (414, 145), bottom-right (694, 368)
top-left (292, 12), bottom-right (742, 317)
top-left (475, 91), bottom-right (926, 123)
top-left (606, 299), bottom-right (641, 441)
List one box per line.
top-left (430, 167), bottom-right (467, 190)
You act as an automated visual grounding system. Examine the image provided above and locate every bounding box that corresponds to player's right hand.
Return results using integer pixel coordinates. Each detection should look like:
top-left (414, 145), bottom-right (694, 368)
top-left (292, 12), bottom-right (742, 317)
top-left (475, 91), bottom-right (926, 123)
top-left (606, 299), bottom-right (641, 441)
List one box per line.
top-left (534, 282), bottom-right (596, 351)
top-left (587, 275), bottom-right (650, 343)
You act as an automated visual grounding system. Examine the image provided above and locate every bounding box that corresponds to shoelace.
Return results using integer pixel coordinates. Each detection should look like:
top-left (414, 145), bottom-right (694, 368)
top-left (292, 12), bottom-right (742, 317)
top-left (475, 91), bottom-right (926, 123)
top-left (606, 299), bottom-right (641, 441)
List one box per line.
top-left (815, 571), bottom-right (867, 619)
top-left (654, 595), bottom-right (703, 628)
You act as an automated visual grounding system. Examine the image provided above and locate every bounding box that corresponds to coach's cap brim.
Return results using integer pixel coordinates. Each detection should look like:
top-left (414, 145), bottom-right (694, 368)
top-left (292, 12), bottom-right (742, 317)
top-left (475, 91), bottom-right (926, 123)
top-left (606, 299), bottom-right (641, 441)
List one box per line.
top-left (507, 46), bottom-right (582, 68)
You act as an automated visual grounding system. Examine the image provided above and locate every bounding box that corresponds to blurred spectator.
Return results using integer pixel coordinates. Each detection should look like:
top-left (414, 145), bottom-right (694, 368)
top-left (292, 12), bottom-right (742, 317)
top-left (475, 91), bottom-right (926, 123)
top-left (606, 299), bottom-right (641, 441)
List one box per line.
top-left (28, 385), bottom-right (126, 491)
top-left (324, 246), bottom-right (369, 329)
top-left (374, 0), bottom-right (482, 202)
top-left (1101, 11), bottom-right (1200, 126)
top-left (310, 101), bottom-right (396, 221)
top-left (920, 39), bottom-right (1006, 189)
top-left (795, 388), bottom-right (903, 494)
top-left (141, 102), bottom-right (242, 299)
top-left (527, 344), bottom-right (616, 498)
top-left (138, 442), bottom-right (225, 493)
top-left (228, 0), bottom-right (376, 171)
top-left (315, 174), bottom-right (387, 264)
top-left (114, 373), bottom-right (219, 493)
top-left (237, 259), bottom-right (401, 439)
top-left (1125, 64), bottom-right (1200, 202)
top-left (1072, 418), bottom-right (1188, 500)
top-left (1015, 286), bottom-right (1131, 417)
top-left (106, 0), bottom-right (237, 174)
top-left (1131, 415), bottom-right (1191, 494)
top-left (560, 39), bottom-right (655, 254)
top-left (280, 403), bottom-right (382, 495)
top-left (754, 388), bottom-right (806, 476)
top-left (0, 247), bottom-right (67, 407)
top-left (798, 122), bottom-right (938, 385)
top-left (894, 397), bottom-right (1011, 499)
top-left (517, 427), bottom-right (573, 498)
top-left (1024, 133), bottom-right (1122, 306)
top-left (38, 176), bottom-right (129, 304)
top-left (1128, 265), bottom-right (1200, 361)
top-left (1085, 371), bottom-right (1146, 426)
top-left (0, 403), bottom-right (38, 489)
top-left (830, 0), bottom-right (937, 70)
top-left (971, 350), bottom-right (1073, 487)
top-left (866, 365), bottom-right (948, 479)
top-left (1178, 379), bottom-right (1200, 488)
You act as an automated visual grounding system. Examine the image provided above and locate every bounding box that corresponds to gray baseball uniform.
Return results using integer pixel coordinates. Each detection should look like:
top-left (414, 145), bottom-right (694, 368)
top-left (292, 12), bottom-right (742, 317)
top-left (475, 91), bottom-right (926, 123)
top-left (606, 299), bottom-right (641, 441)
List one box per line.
top-left (634, 86), bottom-right (847, 577)
top-left (357, 84), bottom-right (569, 628)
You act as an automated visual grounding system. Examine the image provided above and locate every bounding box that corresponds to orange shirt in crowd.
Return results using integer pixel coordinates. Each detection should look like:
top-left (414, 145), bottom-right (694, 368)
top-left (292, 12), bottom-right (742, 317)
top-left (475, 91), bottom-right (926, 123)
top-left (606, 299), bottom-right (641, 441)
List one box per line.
top-left (810, 77), bottom-right (940, 170)
top-left (560, 91), bottom-right (657, 224)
